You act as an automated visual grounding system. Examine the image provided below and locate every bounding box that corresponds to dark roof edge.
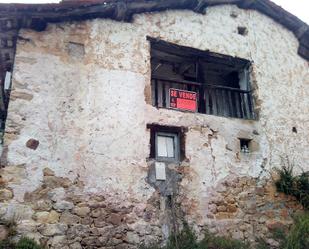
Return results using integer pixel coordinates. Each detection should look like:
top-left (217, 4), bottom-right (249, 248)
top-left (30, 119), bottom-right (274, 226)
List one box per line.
top-left (0, 0), bottom-right (308, 60)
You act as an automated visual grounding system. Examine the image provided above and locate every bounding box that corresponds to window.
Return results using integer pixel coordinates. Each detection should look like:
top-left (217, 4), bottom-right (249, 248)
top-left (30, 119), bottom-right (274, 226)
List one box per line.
top-left (156, 132), bottom-right (179, 162)
top-left (147, 124), bottom-right (186, 163)
top-left (148, 37), bottom-right (256, 119)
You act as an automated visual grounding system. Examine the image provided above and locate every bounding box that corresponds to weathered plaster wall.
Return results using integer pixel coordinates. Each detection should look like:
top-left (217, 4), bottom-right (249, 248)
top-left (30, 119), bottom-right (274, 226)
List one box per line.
top-left (0, 4), bottom-right (308, 248)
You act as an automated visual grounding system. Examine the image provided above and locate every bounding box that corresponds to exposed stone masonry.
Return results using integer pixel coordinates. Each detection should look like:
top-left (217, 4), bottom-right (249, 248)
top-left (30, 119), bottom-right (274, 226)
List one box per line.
top-left (1, 168), bottom-right (163, 249)
top-left (197, 176), bottom-right (303, 247)
top-left (0, 4), bottom-right (308, 249)
top-left (0, 167), bottom-right (303, 248)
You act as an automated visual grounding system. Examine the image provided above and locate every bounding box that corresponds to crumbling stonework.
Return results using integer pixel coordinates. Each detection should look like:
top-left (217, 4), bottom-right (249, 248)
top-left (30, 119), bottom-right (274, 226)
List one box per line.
top-left (0, 4), bottom-right (308, 249)
top-left (189, 175), bottom-right (303, 244)
top-left (1, 167), bottom-right (162, 248)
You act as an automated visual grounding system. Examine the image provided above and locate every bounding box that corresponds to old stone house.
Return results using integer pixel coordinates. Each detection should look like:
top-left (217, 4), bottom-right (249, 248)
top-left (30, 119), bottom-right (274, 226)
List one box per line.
top-left (0, 0), bottom-right (308, 248)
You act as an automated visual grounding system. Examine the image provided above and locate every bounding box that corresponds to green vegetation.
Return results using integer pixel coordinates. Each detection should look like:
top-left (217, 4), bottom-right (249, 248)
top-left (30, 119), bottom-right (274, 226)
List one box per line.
top-left (141, 159), bottom-right (309, 249)
top-left (0, 239), bottom-right (15, 249)
top-left (0, 237), bottom-right (42, 249)
top-left (0, 218), bottom-right (42, 249)
top-left (283, 212), bottom-right (309, 249)
top-left (275, 164), bottom-right (309, 209)
top-left (140, 212), bottom-right (309, 249)
top-left (139, 224), bottom-right (250, 249)
top-left (200, 230), bottom-right (250, 249)
top-left (16, 237), bottom-right (43, 249)
top-left (260, 212), bottom-right (309, 249)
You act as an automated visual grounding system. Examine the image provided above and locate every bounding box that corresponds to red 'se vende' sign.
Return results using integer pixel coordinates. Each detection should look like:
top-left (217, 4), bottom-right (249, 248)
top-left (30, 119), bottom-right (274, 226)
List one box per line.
top-left (169, 88), bottom-right (197, 112)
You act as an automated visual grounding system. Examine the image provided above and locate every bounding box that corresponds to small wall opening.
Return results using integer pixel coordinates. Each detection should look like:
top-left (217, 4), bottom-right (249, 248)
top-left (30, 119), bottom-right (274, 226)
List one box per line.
top-left (67, 42), bottom-right (85, 59)
top-left (292, 127), bottom-right (297, 133)
top-left (239, 138), bottom-right (251, 153)
top-left (238, 26), bottom-right (248, 36)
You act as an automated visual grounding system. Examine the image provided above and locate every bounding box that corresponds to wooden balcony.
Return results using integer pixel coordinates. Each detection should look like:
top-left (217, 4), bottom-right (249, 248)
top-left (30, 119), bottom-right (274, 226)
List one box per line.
top-left (151, 76), bottom-right (256, 120)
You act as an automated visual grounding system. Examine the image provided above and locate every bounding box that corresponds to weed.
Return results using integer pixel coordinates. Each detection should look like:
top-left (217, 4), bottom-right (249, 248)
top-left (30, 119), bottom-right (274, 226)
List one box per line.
top-left (140, 225), bottom-right (250, 249)
top-left (275, 163), bottom-right (309, 210)
top-left (255, 238), bottom-right (269, 249)
top-left (200, 229), bottom-right (250, 249)
top-left (283, 212), bottom-right (309, 249)
top-left (16, 237), bottom-right (42, 249)
top-left (0, 240), bottom-right (15, 249)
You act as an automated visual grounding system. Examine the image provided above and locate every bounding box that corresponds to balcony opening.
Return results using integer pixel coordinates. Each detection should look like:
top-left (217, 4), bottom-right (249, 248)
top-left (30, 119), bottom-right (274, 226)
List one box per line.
top-left (148, 37), bottom-right (256, 119)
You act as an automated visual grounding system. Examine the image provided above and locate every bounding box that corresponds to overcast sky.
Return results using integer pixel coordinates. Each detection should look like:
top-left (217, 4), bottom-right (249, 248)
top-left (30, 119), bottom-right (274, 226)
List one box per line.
top-left (0, 0), bottom-right (308, 24)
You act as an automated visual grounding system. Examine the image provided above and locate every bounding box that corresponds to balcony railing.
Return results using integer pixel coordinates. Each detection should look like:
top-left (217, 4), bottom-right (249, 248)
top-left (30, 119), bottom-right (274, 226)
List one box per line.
top-left (151, 76), bottom-right (256, 120)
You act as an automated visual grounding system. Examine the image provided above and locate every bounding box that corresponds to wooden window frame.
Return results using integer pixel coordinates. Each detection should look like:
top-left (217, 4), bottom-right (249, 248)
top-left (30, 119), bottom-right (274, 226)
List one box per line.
top-left (155, 131), bottom-right (180, 163)
top-left (147, 124), bottom-right (187, 162)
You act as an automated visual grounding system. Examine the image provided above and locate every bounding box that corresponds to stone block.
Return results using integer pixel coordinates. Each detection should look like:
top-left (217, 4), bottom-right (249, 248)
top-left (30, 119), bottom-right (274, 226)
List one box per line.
top-left (43, 168), bottom-right (55, 176)
top-left (0, 225), bottom-right (8, 240)
top-left (73, 206), bottom-right (90, 217)
top-left (2, 203), bottom-right (34, 221)
top-left (125, 232), bottom-right (140, 244)
top-left (106, 213), bottom-right (123, 226)
top-left (266, 238), bottom-right (280, 247)
top-left (266, 220), bottom-right (285, 231)
top-left (34, 210), bottom-right (60, 224)
top-left (26, 139), bottom-right (39, 150)
top-left (32, 199), bottom-right (53, 211)
top-left (227, 204), bottom-right (237, 213)
top-left (38, 223), bottom-right (68, 236)
top-left (216, 212), bottom-right (231, 219)
top-left (88, 201), bottom-right (106, 209)
top-left (231, 230), bottom-right (244, 240)
top-left (81, 217), bottom-right (93, 225)
top-left (11, 91), bottom-right (34, 101)
top-left (43, 176), bottom-right (71, 189)
top-left (217, 205), bottom-right (227, 212)
top-left (81, 236), bottom-right (102, 247)
top-left (25, 187), bottom-right (51, 202)
top-left (226, 197), bottom-right (236, 204)
top-left (208, 204), bottom-right (217, 213)
top-left (109, 238), bottom-right (122, 246)
top-left (60, 212), bottom-right (81, 225)
top-left (66, 224), bottom-right (90, 239)
top-left (70, 242), bottom-right (82, 249)
top-left (0, 165), bottom-right (27, 186)
top-left (54, 201), bottom-right (74, 211)
top-left (48, 187), bottom-right (66, 202)
top-left (255, 187), bottom-right (265, 196)
top-left (0, 188), bottom-right (13, 201)
top-left (17, 220), bottom-right (38, 234)
top-left (91, 208), bottom-right (102, 218)
top-left (94, 218), bottom-right (108, 228)
top-left (50, 235), bottom-right (67, 246)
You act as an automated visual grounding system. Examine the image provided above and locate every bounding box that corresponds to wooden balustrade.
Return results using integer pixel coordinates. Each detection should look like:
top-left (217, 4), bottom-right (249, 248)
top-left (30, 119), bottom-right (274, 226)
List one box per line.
top-left (152, 77), bottom-right (255, 120)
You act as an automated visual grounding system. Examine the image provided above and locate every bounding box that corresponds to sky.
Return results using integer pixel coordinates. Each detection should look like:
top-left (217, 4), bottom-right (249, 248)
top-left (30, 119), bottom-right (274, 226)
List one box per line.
top-left (0, 0), bottom-right (308, 24)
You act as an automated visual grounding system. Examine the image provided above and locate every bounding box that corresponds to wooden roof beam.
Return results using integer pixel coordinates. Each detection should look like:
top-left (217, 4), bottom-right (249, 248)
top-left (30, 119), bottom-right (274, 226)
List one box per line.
top-left (295, 25), bottom-right (309, 40)
top-left (238, 0), bottom-right (256, 8)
